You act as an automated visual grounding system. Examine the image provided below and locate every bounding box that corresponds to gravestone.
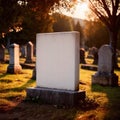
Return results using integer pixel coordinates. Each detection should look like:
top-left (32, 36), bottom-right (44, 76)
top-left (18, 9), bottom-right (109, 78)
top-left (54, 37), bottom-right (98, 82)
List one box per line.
top-left (92, 44), bottom-right (118, 86)
top-left (92, 47), bottom-right (98, 65)
top-left (0, 44), bottom-right (5, 62)
top-left (87, 48), bottom-right (93, 58)
top-left (20, 45), bottom-right (27, 58)
top-left (117, 49), bottom-right (120, 57)
top-left (7, 43), bottom-right (22, 74)
top-left (27, 32), bottom-right (85, 106)
top-left (80, 48), bottom-right (86, 64)
top-left (25, 41), bottom-right (34, 63)
top-left (93, 50), bottom-right (98, 65)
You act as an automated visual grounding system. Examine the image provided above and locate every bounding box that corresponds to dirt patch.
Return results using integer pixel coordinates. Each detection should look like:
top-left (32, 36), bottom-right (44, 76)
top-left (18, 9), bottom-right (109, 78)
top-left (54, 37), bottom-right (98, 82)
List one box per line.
top-left (0, 96), bottom-right (99, 120)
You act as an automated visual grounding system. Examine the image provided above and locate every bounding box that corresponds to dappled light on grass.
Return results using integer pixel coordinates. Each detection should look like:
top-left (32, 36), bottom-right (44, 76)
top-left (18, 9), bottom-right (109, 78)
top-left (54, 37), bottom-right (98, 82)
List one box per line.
top-left (79, 58), bottom-right (120, 120)
top-left (0, 64), bottom-right (7, 74)
top-left (0, 57), bottom-right (120, 119)
top-left (0, 64), bottom-right (36, 111)
top-left (0, 72), bottom-right (35, 91)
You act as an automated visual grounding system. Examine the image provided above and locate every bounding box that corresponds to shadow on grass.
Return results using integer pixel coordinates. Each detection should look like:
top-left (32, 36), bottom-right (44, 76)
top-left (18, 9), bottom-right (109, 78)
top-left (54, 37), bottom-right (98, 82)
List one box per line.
top-left (92, 84), bottom-right (120, 120)
top-left (0, 79), bottom-right (99, 120)
top-left (3, 94), bottom-right (99, 120)
top-left (0, 73), bottom-right (7, 78)
top-left (0, 73), bottom-right (14, 84)
top-left (0, 78), bottom-right (35, 93)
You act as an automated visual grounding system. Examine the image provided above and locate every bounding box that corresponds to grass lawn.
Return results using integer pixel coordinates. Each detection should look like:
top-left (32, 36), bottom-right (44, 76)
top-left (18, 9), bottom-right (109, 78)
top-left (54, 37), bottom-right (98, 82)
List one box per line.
top-left (0, 57), bottom-right (120, 120)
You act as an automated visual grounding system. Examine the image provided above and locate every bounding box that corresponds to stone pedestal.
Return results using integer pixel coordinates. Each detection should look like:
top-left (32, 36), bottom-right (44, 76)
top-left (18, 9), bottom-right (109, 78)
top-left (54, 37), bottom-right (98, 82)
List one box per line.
top-left (7, 43), bottom-right (22, 74)
top-left (7, 64), bottom-right (22, 74)
top-left (26, 32), bottom-right (86, 106)
top-left (92, 73), bottom-right (118, 86)
top-left (27, 87), bottom-right (85, 107)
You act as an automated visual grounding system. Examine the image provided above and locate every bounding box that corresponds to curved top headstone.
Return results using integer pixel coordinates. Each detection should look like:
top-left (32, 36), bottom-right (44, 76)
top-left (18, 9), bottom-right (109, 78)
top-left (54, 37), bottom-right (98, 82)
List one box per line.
top-left (98, 44), bottom-right (113, 75)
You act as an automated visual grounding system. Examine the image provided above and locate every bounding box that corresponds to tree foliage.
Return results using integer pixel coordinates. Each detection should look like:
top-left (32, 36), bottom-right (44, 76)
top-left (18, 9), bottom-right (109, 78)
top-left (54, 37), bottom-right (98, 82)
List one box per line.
top-left (53, 13), bottom-right (73, 32)
top-left (89, 0), bottom-right (120, 31)
top-left (0, 0), bottom-right (77, 45)
top-left (84, 19), bottom-right (109, 48)
top-left (0, 0), bottom-right (23, 33)
top-left (73, 21), bottom-right (84, 47)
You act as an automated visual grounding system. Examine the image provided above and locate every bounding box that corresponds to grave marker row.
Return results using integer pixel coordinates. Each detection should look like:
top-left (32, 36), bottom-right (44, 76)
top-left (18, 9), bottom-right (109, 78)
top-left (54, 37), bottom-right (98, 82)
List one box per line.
top-left (0, 41), bottom-right (35, 74)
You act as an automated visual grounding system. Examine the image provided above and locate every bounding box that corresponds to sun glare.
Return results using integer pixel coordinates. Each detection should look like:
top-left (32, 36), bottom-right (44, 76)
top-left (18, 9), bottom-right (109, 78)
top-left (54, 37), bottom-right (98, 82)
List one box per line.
top-left (73, 2), bottom-right (89, 19)
top-left (63, 1), bottom-right (90, 19)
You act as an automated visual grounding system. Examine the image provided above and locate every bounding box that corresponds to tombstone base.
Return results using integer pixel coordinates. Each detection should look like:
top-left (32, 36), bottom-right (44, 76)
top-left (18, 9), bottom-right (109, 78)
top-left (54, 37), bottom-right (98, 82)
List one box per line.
top-left (92, 73), bottom-right (118, 86)
top-left (81, 64), bottom-right (97, 71)
top-left (25, 59), bottom-right (34, 63)
top-left (7, 64), bottom-right (22, 74)
top-left (26, 87), bottom-right (85, 107)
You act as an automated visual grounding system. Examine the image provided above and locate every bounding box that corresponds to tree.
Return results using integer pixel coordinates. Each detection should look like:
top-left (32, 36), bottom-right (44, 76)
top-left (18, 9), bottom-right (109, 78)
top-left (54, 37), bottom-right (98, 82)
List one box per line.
top-left (73, 21), bottom-right (84, 47)
top-left (19, 0), bottom-right (76, 43)
top-left (84, 19), bottom-right (109, 48)
top-left (0, 0), bottom-right (23, 35)
top-left (88, 0), bottom-right (120, 71)
top-left (0, 0), bottom-right (77, 45)
top-left (53, 13), bottom-right (73, 32)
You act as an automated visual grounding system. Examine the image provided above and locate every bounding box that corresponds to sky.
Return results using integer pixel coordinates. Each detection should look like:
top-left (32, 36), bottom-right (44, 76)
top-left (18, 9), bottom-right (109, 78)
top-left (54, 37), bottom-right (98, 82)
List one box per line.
top-left (63, 1), bottom-right (91, 20)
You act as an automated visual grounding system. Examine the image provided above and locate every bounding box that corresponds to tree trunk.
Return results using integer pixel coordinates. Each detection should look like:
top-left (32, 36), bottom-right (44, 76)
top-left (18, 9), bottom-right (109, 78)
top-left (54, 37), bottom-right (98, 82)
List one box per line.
top-left (109, 30), bottom-right (118, 73)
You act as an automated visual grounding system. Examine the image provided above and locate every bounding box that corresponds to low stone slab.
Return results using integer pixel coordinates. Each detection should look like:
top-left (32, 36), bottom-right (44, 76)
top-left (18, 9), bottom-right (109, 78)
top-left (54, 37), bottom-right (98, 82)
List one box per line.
top-left (7, 64), bottom-right (22, 74)
top-left (81, 64), bottom-right (98, 71)
top-left (92, 73), bottom-right (118, 86)
top-left (26, 87), bottom-right (85, 107)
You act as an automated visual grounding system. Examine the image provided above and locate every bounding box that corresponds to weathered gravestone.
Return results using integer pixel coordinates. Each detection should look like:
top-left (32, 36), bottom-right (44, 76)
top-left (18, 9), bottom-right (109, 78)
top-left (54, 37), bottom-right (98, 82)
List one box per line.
top-left (25, 41), bottom-right (34, 63)
top-left (27, 32), bottom-right (85, 106)
top-left (20, 45), bottom-right (27, 58)
top-left (92, 47), bottom-right (98, 65)
top-left (117, 49), bottom-right (120, 57)
top-left (92, 44), bottom-right (118, 86)
top-left (80, 48), bottom-right (86, 64)
top-left (0, 44), bottom-right (5, 62)
top-left (87, 47), bottom-right (93, 58)
top-left (7, 43), bottom-right (22, 74)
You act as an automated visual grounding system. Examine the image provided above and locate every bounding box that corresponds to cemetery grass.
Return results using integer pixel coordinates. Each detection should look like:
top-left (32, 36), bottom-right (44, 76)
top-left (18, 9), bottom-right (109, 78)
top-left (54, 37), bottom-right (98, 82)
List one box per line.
top-left (0, 60), bottom-right (120, 120)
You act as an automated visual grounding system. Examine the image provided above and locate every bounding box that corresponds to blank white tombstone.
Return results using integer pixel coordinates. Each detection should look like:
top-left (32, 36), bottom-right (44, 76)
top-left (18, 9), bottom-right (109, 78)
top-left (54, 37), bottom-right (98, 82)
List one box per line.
top-left (36, 32), bottom-right (80, 91)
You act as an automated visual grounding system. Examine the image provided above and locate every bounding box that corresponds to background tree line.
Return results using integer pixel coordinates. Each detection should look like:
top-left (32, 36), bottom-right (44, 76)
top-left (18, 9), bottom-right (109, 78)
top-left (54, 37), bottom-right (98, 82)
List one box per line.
top-left (0, 0), bottom-right (120, 50)
top-left (52, 13), bottom-right (120, 50)
top-left (0, 0), bottom-right (76, 45)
